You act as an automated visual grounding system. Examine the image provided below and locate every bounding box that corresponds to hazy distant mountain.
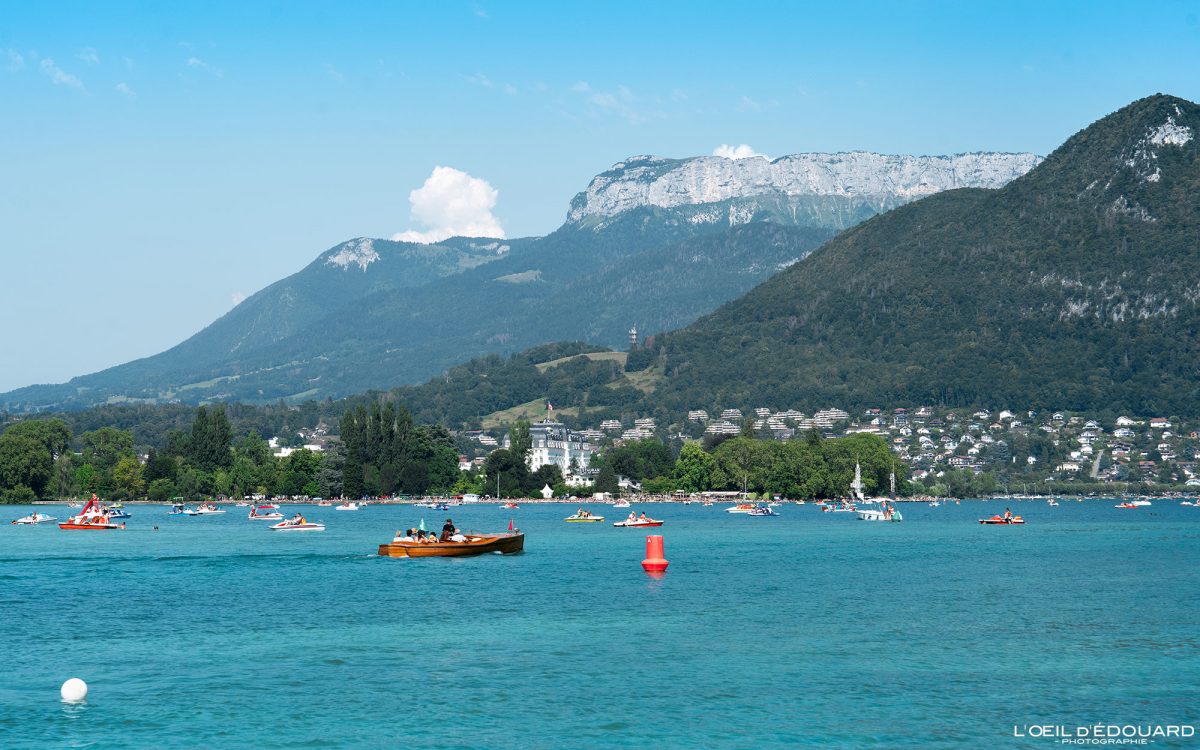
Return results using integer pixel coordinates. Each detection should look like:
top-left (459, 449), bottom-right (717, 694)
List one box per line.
top-left (1, 147), bottom-right (1039, 412)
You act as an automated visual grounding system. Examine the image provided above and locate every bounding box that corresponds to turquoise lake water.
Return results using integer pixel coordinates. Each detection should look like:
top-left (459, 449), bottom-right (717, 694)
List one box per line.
top-left (1, 500), bottom-right (1197, 749)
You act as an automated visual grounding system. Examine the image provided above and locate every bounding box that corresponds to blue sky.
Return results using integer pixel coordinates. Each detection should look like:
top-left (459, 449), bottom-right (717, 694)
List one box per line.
top-left (2, 0), bottom-right (1198, 392)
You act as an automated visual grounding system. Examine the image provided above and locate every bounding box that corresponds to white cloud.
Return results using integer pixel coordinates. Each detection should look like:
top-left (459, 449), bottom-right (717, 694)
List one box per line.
top-left (569, 81), bottom-right (590, 93)
top-left (187, 56), bottom-right (223, 78)
top-left (40, 58), bottom-right (82, 88)
top-left (77, 47), bottom-right (99, 65)
top-left (713, 144), bottom-right (768, 160)
top-left (4, 49), bottom-right (24, 71)
top-left (115, 82), bottom-right (135, 98)
top-left (231, 292), bottom-right (246, 307)
top-left (391, 166), bottom-right (505, 244)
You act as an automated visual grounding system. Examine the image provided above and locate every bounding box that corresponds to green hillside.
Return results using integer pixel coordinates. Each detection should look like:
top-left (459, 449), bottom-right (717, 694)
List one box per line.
top-left (642, 94), bottom-right (1200, 416)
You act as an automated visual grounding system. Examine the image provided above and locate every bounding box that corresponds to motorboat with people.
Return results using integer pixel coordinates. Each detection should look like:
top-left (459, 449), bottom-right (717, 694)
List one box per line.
top-left (316, 499), bottom-right (333, 506)
top-left (108, 507), bottom-right (131, 519)
top-left (59, 495), bottom-right (125, 530)
top-left (725, 503), bottom-right (758, 514)
top-left (12, 512), bottom-right (56, 525)
top-left (182, 503), bottom-right (225, 516)
top-left (334, 501), bottom-right (362, 511)
top-left (1115, 502), bottom-right (1139, 509)
top-left (612, 499), bottom-right (631, 509)
top-left (378, 528), bottom-right (524, 558)
top-left (259, 502), bottom-right (281, 509)
top-left (501, 502), bottom-right (519, 509)
top-left (168, 503), bottom-right (187, 515)
top-left (269, 513), bottom-right (325, 531)
top-left (613, 511), bottom-right (664, 528)
top-left (248, 505), bottom-right (284, 520)
top-left (748, 505), bottom-right (778, 517)
top-left (564, 508), bottom-right (604, 522)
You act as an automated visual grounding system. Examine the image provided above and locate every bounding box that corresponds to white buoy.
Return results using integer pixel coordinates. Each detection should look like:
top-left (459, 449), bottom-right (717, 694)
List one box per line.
top-left (60, 678), bottom-right (88, 703)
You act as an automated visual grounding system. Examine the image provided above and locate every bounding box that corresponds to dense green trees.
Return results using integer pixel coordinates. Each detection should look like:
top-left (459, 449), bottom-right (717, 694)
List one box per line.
top-left (603, 439), bottom-right (674, 481)
top-left (590, 433), bottom-right (907, 499)
top-left (339, 401), bottom-right (458, 499)
top-left (0, 400), bottom-right (457, 503)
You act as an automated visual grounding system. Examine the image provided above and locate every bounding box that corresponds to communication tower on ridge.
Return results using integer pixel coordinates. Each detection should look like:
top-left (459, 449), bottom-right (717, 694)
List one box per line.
top-left (629, 324), bottom-right (638, 349)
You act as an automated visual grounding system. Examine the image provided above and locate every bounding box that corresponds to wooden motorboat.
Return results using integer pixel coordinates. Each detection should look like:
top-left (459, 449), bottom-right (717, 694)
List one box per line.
top-left (377, 532), bottom-right (524, 558)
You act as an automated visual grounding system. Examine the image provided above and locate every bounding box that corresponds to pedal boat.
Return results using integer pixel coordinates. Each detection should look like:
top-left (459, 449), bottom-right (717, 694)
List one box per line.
top-left (269, 518), bottom-right (325, 531)
top-left (564, 513), bottom-right (605, 523)
top-left (378, 532), bottom-right (524, 558)
top-left (979, 515), bottom-right (1024, 525)
top-left (12, 512), bottom-right (56, 525)
top-left (59, 496), bottom-right (124, 530)
top-left (612, 518), bottom-right (664, 527)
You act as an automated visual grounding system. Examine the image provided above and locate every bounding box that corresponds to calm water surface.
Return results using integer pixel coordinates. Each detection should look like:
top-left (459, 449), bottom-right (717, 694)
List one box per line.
top-left (1, 500), bottom-right (1197, 749)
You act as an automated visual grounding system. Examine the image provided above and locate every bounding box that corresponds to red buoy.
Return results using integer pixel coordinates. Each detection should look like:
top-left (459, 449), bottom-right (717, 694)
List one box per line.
top-left (642, 534), bottom-right (669, 573)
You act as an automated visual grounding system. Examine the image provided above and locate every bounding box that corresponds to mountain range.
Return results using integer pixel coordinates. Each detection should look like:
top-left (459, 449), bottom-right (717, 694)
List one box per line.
top-left (1, 148), bottom-right (1037, 412)
top-left (641, 94), bottom-right (1200, 417)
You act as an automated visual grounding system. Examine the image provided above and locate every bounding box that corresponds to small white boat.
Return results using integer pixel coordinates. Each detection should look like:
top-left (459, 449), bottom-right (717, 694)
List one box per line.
top-left (182, 503), bottom-right (225, 516)
top-left (12, 512), bottom-right (56, 525)
top-left (334, 501), bottom-right (362, 511)
top-left (248, 506), bottom-right (284, 521)
top-left (857, 504), bottom-right (903, 522)
top-left (67, 501), bottom-right (82, 509)
top-left (725, 503), bottom-right (758, 514)
top-left (748, 505), bottom-right (777, 517)
top-left (269, 516), bottom-right (325, 531)
top-left (1130, 499), bottom-right (1152, 507)
top-left (612, 499), bottom-right (631, 509)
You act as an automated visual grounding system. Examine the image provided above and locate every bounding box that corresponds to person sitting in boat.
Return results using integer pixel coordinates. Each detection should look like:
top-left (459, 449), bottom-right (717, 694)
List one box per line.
top-left (1003, 508), bottom-right (1013, 522)
top-left (440, 518), bottom-right (457, 542)
top-left (638, 512), bottom-right (648, 521)
top-left (627, 511), bottom-right (637, 522)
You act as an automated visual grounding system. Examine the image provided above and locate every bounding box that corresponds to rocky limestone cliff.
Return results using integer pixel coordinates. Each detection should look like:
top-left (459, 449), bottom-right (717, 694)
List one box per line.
top-left (567, 151), bottom-right (1042, 224)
